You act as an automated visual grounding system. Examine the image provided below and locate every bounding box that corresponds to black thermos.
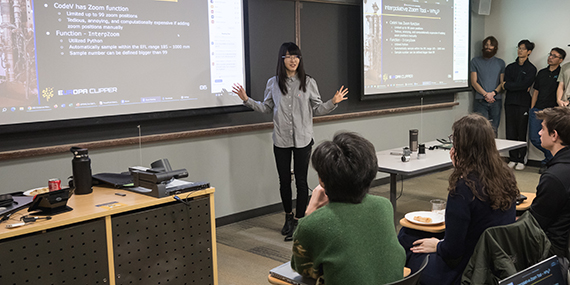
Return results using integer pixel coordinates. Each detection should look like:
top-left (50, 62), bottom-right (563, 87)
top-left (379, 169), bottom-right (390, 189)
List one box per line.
top-left (409, 129), bottom-right (419, 152)
top-left (70, 147), bottom-right (93, 195)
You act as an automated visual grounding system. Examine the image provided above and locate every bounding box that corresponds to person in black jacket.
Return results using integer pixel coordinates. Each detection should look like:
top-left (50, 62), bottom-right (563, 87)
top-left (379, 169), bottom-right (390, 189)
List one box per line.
top-left (530, 48), bottom-right (566, 174)
top-left (530, 106), bottom-right (570, 258)
top-left (502, 39), bottom-right (537, 171)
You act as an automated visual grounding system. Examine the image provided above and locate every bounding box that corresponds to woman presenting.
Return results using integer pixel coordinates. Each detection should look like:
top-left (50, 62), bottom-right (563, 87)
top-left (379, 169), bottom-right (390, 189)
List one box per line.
top-left (232, 42), bottom-right (348, 241)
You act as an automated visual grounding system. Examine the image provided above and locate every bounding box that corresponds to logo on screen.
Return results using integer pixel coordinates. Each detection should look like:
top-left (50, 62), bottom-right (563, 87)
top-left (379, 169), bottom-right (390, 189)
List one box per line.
top-left (42, 87), bottom-right (54, 102)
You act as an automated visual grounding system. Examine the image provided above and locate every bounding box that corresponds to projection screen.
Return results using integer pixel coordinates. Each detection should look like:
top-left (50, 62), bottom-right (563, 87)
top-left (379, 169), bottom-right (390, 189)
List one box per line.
top-left (0, 0), bottom-right (246, 127)
top-left (362, 0), bottom-right (470, 98)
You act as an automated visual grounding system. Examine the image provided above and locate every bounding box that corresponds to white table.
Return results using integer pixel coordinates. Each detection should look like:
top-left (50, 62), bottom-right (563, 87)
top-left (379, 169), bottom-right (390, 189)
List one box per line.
top-left (376, 139), bottom-right (527, 212)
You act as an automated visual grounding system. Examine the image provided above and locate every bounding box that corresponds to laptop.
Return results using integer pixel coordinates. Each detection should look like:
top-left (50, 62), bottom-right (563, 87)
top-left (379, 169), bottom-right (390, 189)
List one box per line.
top-left (499, 255), bottom-right (566, 285)
top-left (269, 261), bottom-right (317, 285)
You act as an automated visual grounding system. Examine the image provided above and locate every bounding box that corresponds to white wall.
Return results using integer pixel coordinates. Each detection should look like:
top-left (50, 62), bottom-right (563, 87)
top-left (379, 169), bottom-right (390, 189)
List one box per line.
top-left (0, 93), bottom-right (471, 218)
top-left (482, 0), bottom-right (570, 162)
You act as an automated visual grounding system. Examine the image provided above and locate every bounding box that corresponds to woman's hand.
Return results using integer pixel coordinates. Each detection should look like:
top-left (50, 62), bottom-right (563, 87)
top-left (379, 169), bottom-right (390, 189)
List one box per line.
top-left (411, 238), bottom-right (440, 253)
top-left (305, 185), bottom-right (329, 216)
top-left (332, 85), bottom-right (349, 104)
top-left (232, 83), bottom-right (249, 102)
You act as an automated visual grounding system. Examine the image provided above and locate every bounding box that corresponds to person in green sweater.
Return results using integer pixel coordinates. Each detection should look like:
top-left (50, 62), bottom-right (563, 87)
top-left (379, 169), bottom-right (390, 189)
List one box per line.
top-left (291, 132), bottom-right (406, 285)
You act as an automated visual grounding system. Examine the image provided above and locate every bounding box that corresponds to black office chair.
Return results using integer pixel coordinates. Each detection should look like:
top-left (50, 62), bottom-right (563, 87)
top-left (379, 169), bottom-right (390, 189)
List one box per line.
top-left (385, 255), bottom-right (429, 285)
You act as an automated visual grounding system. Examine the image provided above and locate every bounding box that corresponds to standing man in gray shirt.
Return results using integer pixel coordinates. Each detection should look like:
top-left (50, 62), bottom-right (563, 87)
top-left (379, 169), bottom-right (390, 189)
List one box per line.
top-left (471, 36), bottom-right (506, 135)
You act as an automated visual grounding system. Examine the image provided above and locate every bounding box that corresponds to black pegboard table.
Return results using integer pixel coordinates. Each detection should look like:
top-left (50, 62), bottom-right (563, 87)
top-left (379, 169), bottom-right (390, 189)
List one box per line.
top-left (0, 187), bottom-right (217, 285)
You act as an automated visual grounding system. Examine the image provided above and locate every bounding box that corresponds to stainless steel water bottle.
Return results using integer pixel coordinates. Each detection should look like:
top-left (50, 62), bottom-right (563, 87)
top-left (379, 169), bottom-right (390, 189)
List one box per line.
top-left (409, 129), bottom-right (419, 152)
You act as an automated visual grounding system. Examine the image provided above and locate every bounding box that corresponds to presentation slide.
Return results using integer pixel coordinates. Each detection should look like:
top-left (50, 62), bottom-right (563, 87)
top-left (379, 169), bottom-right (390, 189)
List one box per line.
top-left (0, 0), bottom-right (245, 126)
top-left (362, 0), bottom-right (469, 96)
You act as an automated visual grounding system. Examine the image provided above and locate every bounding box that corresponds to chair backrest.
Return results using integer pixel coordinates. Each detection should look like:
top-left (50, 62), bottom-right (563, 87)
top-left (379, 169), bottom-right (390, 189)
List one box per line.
top-left (384, 255), bottom-right (429, 285)
top-left (461, 211), bottom-right (551, 284)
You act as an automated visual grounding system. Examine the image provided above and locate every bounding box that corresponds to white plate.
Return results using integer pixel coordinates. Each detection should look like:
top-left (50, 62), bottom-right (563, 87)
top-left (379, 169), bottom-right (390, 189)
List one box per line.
top-left (405, 211), bottom-right (445, 225)
top-left (23, 187), bottom-right (49, 196)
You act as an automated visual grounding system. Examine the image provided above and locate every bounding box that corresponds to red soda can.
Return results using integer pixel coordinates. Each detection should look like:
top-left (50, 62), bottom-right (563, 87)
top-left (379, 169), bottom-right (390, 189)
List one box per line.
top-left (48, 178), bottom-right (61, 191)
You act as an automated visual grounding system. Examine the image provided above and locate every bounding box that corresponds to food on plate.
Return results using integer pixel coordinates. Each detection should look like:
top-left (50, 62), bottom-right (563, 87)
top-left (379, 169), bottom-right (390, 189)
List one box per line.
top-left (25, 187), bottom-right (49, 196)
top-left (413, 216), bottom-right (432, 223)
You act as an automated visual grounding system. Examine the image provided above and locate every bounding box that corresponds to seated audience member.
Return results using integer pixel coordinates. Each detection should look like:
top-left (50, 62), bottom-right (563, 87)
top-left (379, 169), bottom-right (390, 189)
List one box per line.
top-left (530, 107), bottom-right (570, 258)
top-left (398, 114), bottom-right (519, 285)
top-left (291, 132), bottom-right (406, 285)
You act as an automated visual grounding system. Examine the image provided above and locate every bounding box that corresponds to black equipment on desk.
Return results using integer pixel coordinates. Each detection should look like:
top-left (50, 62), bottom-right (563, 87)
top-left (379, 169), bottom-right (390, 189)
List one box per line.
top-left (516, 194), bottom-right (527, 205)
top-left (0, 195), bottom-right (34, 218)
top-left (128, 159), bottom-right (210, 198)
top-left (0, 194), bottom-right (14, 207)
top-left (28, 188), bottom-right (73, 215)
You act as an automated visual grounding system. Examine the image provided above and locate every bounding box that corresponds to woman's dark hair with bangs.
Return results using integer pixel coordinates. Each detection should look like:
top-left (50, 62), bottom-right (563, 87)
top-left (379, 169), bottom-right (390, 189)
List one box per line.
top-left (448, 114), bottom-right (519, 211)
top-left (311, 132), bottom-right (378, 204)
top-left (276, 42), bottom-right (307, 95)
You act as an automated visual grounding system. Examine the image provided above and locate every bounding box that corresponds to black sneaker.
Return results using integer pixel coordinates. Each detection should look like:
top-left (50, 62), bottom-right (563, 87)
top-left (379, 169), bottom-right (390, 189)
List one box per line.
top-left (284, 219), bottom-right (298, 241)
top-left (281, 213), bottom-right (294, 235)
top-left (539, 165), bottom-right (548, 174)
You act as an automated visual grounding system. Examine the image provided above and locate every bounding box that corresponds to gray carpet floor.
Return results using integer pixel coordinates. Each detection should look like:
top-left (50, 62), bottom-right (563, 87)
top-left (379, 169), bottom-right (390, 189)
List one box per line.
top-left (216, 166), bottom-right (541, 285)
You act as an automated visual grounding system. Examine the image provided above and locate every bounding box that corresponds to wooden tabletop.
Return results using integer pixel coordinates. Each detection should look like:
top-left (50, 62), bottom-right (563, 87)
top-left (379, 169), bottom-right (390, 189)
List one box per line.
top-left (0, 186), bottom-right (215, 240)
top-left (516, 192), bottom-right (535, 211)
top-left (267, 268), bottom-right (411, 284)
top-left (399, 217), bottom-right (446, 233)
top-left (268, 275), bottom-right (294, 285)
top-left (400, 191), bottom-right (535, 233)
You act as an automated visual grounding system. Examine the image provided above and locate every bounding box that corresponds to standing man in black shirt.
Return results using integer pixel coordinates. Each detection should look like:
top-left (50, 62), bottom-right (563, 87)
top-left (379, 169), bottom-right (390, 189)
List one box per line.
top-left (530, 48), bottom-right (566, 173)
top-left (502, 39), bottom-right (537, 170)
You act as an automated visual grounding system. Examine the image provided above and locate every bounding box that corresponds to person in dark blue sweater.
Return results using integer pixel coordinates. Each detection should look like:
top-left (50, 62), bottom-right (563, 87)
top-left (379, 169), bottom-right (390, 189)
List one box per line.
top-left (398, 114), bottom-right (519, 285)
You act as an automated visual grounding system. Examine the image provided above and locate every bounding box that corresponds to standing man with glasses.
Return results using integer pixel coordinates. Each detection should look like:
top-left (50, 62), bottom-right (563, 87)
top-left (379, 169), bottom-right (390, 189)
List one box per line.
top-left (471, 36), bottom-right (505, 136)
top-left (502, 39), bottom-right (537, 170)
top-left (530, 48), bottom-right (566, 174)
